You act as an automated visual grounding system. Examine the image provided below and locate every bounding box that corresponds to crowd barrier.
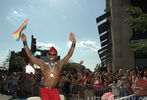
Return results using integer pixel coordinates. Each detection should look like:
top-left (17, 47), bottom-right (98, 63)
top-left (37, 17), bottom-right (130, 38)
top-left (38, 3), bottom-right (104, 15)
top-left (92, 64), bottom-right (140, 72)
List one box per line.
top-left (116, 94), bottom-right (147, 100)
top-left (0, 79), bottom-right (147, 100)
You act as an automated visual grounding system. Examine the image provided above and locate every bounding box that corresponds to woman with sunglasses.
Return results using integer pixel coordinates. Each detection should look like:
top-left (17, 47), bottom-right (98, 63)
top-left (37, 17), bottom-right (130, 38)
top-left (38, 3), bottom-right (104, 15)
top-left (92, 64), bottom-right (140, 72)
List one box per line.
top-left (21, 32), bottom-right (76, 100)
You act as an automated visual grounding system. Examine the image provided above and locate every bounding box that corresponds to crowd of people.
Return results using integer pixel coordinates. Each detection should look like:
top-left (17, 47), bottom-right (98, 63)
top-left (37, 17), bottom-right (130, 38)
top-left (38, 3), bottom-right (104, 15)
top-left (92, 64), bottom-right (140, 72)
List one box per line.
top-left (0, 67), bottom-right (146, 100)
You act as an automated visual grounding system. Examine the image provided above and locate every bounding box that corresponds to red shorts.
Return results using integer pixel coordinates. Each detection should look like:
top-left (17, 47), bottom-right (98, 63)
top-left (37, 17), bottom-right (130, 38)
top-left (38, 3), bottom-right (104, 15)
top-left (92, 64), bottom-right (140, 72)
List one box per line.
top-left (40, 87), bottom-right (61, 100)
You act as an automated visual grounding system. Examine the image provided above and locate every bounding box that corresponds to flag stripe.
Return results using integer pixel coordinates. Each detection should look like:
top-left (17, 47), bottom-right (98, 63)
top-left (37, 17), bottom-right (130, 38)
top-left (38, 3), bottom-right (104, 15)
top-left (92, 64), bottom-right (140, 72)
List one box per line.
top-left (13, 19), bottom-right (28, 41)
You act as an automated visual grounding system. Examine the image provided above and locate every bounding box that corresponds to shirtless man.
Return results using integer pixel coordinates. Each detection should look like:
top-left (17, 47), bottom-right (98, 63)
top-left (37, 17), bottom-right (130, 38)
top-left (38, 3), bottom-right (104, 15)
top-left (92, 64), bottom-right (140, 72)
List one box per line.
top-left (21, 32), bottom-right (76, 100)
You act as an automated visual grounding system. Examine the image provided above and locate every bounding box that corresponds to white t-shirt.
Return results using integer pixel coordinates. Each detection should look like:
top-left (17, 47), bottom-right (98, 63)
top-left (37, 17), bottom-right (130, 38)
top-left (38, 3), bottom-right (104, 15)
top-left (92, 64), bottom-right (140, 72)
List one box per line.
top-left (111, 85), bottom-right (120, 96)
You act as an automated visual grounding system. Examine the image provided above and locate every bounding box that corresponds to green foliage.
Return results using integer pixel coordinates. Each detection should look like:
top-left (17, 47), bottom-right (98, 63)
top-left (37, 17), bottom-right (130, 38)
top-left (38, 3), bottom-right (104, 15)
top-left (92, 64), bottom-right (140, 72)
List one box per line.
top-left (61, 62), bottom-right (78, 72)
top-left (2, 51), bottom-right (11, 69)
top-left (94, 64), bottom-right (106, 72)
top-left (84, 68), bottom-right (91, 73)
top-left (130, 40), bottom-right (147, 53)
top-left (126, 6), bottom-right (147, 53)
top-left (125, 6), bottom-right (147, 32)
top-left (94, 64), bottom-right (101, 72)
top-left (98, 67), bottom-right (107, 72)
top-left (9, 51), bottom-right (27, 72)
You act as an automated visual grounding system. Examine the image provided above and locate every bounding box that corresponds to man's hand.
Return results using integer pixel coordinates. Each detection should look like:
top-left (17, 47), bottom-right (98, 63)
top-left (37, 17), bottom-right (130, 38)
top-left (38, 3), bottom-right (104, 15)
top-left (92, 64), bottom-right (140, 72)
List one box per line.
top-left (70, 32), bottom-right (76, 43)
top-left (60, 32), bottom-right (76, 67)
top-left (21, 33), bottom-right (26, 42)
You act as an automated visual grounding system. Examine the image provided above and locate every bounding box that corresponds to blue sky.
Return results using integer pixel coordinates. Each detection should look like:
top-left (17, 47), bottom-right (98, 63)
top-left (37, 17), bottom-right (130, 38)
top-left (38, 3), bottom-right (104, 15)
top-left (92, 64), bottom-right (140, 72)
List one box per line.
top-left (0, 0), bottom-right (105, 71)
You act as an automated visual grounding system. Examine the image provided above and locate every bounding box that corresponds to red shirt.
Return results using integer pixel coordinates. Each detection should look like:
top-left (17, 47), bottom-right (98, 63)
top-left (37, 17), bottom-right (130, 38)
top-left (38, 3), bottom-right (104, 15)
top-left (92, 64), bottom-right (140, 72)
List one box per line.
top-left (135, 79), bottom-right (147, 96)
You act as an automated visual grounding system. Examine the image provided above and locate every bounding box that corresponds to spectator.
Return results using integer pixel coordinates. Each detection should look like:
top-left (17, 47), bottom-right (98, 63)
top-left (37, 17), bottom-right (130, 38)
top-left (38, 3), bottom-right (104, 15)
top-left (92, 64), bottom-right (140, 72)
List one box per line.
top-left (103, 80), bottom-right (109, 93)
top-left (102, 92), bottom-right (114, 100)
top-left (119, 69), bottom-right (124, 76)
top-left (1, 66), bottom-right (147, 99)
top-left (71, 77), bottom-right (78, 100)
top-left (127, 75), bottom-right (133, 95)
top-left (108, 79), bottom-right (120, 97)
top-left (84, 75), bottom-right (94, 100)
top-left (58, 74), bottom-right (64, 94)
top-left (63, 74), bottom-right (72, 100)
top-left (134, 74), bottom-right (147, 96)
top-left (120, 76), bottom-right (128, 97)
top-left (94, 77), bottom-right (103, 98)
top-left (143, 71), bottom-right (147, 79)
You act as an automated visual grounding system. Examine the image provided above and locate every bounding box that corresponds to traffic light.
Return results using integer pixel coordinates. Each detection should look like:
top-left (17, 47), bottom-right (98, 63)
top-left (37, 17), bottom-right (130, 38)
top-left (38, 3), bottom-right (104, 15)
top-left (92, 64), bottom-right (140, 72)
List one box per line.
top-left (31, 35), bottom-right (36, 54)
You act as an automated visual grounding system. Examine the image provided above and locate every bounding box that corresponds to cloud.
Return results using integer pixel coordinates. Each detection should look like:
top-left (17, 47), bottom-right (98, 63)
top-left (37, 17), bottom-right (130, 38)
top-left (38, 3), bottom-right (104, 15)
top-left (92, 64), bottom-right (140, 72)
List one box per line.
top-left (68, 40), bottom-right (100, 51)
top-left (36, 42), bottom-right (55, 49)
top-left (6, 9), bottom-right (26, 20)
top-left (13, 10), bottom-right (22, 17)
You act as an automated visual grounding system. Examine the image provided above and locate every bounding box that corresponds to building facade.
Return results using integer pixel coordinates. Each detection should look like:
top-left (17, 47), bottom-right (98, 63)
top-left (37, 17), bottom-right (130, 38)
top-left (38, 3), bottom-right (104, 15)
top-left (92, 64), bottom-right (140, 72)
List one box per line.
top-left (97, 0), bottom-right (147, 71)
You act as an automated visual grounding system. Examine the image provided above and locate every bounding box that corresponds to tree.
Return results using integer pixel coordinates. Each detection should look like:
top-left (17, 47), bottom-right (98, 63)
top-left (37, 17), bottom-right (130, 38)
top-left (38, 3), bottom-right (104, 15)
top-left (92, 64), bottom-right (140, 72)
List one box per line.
top-left (125, 6), bottom-right (147, 53)
top-left (2, 51), bottom-right (11, 69)
top-left (94, 64), bottom-right (107, 72)
top-left (94, 64), bottom-right (101, 72)
top-left (126, 6), bottom-right (147, 33)
top-left (9, 51), bottom-right (27, 72)
top-left (84, 68), bottom-right (92, 73)
top-left (130, 40), bottom-right (147, 52)
top-left (61, 62), bottom-right (78, 73)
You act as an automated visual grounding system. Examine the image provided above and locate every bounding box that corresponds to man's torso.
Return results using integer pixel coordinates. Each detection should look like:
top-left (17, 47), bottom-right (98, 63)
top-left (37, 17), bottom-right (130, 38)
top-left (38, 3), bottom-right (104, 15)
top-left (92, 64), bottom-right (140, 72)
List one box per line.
top-left (41, 61), bottom-right (61, 86)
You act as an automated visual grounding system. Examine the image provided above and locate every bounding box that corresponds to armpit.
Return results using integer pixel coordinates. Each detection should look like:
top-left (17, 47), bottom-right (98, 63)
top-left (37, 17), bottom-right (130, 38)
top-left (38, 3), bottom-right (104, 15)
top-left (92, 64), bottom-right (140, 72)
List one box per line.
top-left (57, 60), bottom-right (64, 71)
top-left (34, 59), bottom-right (46, 71)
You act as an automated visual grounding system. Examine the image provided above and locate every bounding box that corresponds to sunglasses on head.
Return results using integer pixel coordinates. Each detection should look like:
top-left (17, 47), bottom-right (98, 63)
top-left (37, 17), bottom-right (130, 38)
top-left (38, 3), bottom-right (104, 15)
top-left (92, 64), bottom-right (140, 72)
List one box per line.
top-left (49, 53), bottom-right (57, 56)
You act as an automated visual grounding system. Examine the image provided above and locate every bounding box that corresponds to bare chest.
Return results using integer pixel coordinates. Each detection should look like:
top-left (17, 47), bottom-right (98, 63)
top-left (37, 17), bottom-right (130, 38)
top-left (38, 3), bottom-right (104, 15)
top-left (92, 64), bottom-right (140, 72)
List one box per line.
top-left (43, 64), bottom-right (60, 78)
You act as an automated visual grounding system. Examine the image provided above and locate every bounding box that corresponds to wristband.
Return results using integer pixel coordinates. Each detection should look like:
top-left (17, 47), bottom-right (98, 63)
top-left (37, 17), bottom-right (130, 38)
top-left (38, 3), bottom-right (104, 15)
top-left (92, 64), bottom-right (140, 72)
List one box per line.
top-left (61, 59), bottom-right (65, 64)
top-left (23, 41), bottom-right (28, 46)
top-left (72, 43), bottom-right (76, 47)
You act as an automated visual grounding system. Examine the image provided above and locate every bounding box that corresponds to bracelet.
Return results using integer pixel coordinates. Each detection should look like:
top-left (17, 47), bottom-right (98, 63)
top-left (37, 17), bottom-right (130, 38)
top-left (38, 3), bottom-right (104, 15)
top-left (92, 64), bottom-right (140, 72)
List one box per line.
top-left (72, 43), bottom-right (76, 47)
top-left (23, 41), bottom-right (28, 46)
top-left (61, 59), bottom-right (65, 64)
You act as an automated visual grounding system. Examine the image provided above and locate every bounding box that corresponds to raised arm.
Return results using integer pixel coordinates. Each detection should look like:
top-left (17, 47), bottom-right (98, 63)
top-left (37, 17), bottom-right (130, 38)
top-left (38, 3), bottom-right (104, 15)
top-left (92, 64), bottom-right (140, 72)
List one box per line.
top-left (61, 32), bottom-right (76, 64)
top-left (21, 33), bottom-right (45, 70)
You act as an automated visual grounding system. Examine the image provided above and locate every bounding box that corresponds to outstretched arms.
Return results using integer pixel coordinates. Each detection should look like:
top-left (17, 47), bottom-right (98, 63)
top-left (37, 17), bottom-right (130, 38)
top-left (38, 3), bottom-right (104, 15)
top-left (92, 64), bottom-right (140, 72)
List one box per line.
top-left (21, 33), bottom-right (45, 70)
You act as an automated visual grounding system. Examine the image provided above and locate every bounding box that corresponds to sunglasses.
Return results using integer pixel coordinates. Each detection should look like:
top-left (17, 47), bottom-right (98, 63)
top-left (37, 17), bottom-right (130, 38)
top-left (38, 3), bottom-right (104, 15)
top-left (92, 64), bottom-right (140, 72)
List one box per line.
top-left (49, 53), bottom-right (57, 56)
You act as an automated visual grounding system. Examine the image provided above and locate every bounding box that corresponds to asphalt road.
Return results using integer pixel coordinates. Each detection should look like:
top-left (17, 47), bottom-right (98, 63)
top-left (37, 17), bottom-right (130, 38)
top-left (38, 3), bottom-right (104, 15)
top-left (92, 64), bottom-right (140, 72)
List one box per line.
top-left (0, 93), bottom-right (64, 100)
top-left (0, 93), bottom-right (27, 100)
top-left (0, 93), bottom-right (12, 100)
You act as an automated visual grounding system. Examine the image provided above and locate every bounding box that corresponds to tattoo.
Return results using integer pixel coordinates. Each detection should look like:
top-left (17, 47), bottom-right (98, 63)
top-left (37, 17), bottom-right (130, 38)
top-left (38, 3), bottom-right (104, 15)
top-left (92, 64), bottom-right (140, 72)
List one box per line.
top-left (72, 43), bottom-right (75, 47)
top-left (23, 41), bottom-right (28, 46)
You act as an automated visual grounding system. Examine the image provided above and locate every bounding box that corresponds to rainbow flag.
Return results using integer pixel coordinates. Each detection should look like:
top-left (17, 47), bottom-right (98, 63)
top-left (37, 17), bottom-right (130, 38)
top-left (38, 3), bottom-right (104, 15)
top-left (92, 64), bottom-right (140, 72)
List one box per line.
top-left (13, 19), bottom-right (28, 41)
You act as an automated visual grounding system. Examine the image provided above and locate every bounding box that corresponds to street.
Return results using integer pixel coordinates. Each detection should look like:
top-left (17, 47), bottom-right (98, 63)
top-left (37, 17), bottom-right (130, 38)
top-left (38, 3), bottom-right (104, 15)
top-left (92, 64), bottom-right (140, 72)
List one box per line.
top-left (0, 93), bottom-right (12, 100)
top-left (0, 93), bottom-right (27, 100)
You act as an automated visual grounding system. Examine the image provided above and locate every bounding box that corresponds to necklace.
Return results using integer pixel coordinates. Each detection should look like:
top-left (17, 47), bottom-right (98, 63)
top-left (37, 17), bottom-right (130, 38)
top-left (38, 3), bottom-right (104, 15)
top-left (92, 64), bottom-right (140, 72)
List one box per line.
top-left (50, 63), bottom-right (55, 71)
top-left (49, 63), bottom-right (55, 77)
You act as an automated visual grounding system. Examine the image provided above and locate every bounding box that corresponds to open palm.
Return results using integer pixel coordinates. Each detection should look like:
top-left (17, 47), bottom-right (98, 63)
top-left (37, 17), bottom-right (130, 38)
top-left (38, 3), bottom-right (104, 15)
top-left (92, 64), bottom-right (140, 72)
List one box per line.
top-left (70, 32), bottom-right (76, 43)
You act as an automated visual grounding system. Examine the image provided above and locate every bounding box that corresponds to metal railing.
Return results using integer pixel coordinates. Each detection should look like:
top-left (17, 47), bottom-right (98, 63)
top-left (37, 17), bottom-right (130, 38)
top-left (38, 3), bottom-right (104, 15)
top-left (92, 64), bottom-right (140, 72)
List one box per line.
top-left (0, 80), bottom-right (147, 100)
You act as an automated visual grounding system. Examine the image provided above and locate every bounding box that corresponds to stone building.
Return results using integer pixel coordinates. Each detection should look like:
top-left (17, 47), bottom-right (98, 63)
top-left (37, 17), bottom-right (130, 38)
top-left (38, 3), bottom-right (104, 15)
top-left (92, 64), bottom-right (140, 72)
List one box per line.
top-left (96, 0), bottom-right (147, 71)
